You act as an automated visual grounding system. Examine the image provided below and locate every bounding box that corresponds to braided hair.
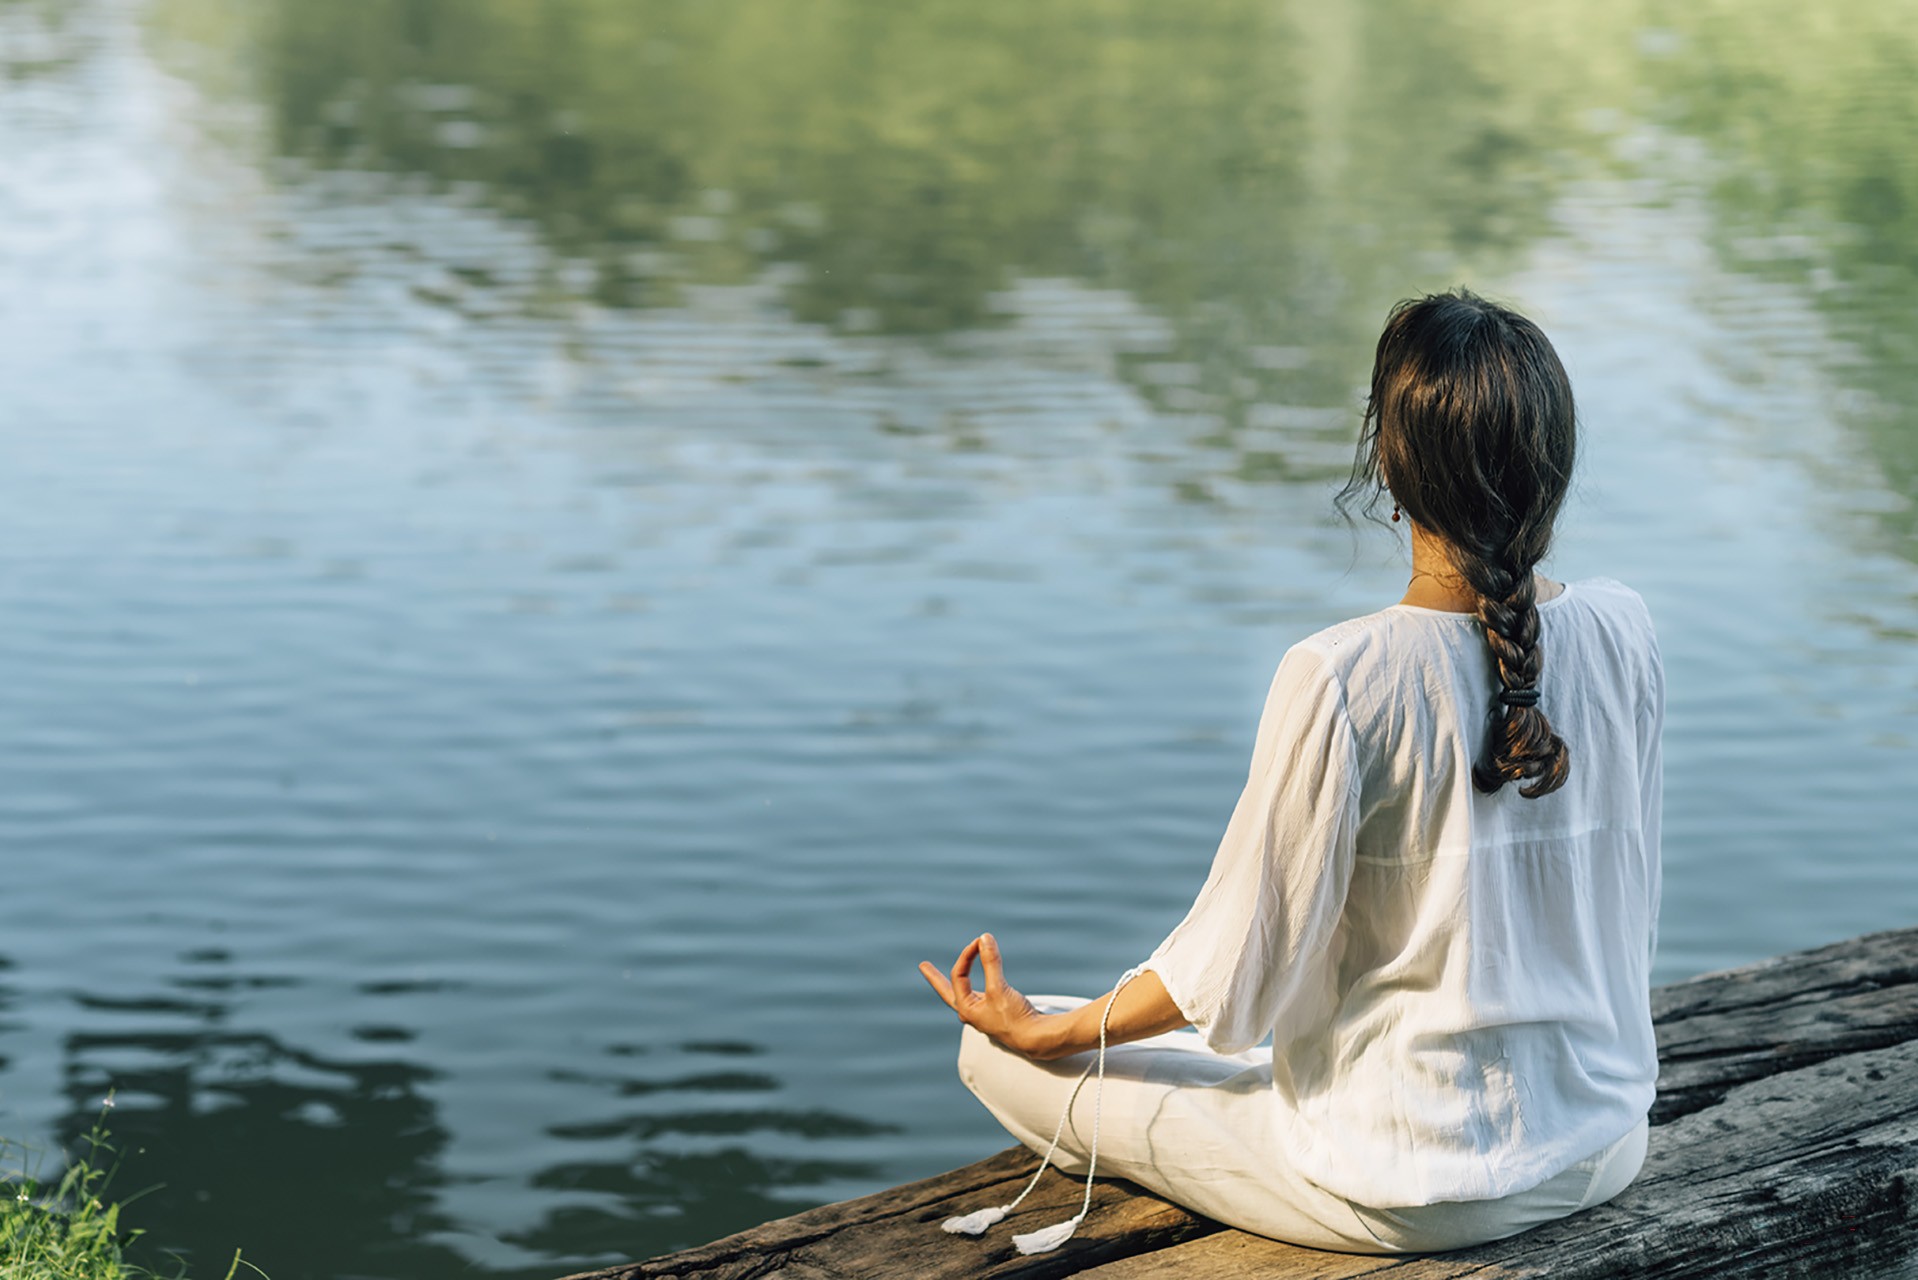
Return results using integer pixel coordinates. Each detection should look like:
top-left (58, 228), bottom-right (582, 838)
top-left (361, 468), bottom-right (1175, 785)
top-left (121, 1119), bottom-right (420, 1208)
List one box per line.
top-left (1338, 288), bottom-right (1577, 799)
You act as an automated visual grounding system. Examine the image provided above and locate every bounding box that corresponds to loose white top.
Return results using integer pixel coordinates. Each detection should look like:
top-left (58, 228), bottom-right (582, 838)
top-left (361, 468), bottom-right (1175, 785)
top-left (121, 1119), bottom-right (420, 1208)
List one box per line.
top-left (1140, 576), bottom-right (1664, 1208)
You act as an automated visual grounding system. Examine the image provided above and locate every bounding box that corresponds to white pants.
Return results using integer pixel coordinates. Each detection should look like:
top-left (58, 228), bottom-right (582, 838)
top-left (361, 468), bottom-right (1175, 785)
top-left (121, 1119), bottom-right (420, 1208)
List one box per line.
top-left (958, 994), bottom-right (1648, 1254)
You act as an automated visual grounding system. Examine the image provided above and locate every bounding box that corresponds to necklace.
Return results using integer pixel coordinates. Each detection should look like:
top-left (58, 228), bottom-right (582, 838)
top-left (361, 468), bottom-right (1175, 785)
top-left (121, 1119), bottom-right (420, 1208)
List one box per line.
top-left (1401, 568), bottom-right (1477, 613)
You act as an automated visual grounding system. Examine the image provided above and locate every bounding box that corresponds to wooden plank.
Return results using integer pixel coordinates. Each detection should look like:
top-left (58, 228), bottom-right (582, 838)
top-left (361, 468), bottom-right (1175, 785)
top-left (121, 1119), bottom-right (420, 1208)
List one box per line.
top-left (1647, 926), bottom-right (1918, 1124)
top-left (581, 1147), bottom-right (1220, 1279)
top-left (584, 926), bottom-right (1918, 1280)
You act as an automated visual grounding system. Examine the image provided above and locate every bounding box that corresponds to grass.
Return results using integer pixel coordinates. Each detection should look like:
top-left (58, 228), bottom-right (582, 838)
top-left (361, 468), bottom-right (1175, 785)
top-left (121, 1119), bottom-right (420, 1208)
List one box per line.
top-left (0, 1101), bottom-right (258, 1280)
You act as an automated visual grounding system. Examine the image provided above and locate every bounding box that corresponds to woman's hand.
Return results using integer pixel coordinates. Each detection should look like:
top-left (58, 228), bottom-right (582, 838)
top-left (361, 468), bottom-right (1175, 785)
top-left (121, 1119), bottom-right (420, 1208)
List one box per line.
top-left (919, 933), bottom-right (1056, 1059)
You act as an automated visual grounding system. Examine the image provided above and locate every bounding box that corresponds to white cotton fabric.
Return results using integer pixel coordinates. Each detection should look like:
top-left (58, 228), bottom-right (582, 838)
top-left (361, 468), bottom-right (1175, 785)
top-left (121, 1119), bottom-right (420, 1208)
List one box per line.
top-left (1135, 575), bottom-right (1665, 1209)
top-left (957, 1000), bottom-right (1649, 1252)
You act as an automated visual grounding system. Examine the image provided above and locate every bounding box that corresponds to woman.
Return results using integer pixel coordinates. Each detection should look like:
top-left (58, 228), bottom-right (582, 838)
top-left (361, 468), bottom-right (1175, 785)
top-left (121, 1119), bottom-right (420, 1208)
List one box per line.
top-left (919, 288), bottom-right (1663, 1256)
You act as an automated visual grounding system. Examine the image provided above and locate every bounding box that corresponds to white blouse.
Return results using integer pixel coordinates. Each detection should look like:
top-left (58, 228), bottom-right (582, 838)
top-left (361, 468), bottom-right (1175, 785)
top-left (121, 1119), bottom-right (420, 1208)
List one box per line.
top-left (1140, 576), bottom-right (1664, 1208)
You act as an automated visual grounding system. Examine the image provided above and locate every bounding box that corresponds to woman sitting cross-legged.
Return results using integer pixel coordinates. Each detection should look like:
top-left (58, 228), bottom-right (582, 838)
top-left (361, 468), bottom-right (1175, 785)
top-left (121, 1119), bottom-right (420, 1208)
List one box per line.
top-left (920, 288), bottom-right (1663, 1256)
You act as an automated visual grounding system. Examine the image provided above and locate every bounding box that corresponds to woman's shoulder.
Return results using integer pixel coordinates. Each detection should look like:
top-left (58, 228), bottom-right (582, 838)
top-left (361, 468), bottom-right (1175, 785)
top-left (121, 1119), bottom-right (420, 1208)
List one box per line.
top-left (1555, 576), bottom-right (1660, 647)
top-left (1276, 607), bottom-right (1429, 694)
top-left (1562, 574), bottom-right (1652, 616)
top-left (1289, 607), bottom-right (1404, 663)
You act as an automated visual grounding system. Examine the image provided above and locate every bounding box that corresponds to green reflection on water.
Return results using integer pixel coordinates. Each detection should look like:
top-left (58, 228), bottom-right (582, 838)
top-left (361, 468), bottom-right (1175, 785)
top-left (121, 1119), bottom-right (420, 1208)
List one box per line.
top-left (1642, 3), bottom-right (1918, 555)
top-left (1, 0), bottom-right (95, 82)
top-left (154, 0), bottom-right (1610, 473)
top-left (150, 0), bottom-right (1917, 544)
top-left (55, 1006), bottom-right (468, 1279)
top-left (48, 964), bottom-right (890, 1279)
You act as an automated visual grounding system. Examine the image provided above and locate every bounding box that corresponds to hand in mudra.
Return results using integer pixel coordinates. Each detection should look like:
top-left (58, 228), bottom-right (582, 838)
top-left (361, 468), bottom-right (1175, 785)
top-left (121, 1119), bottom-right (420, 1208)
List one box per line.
top-left (919, 933), bottom-right (1049, 1055)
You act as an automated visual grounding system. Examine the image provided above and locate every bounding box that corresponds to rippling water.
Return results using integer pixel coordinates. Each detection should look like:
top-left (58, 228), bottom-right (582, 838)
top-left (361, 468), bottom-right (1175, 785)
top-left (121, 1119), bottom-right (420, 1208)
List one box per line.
top-left (1, 2), bottom-right (1915, 1276)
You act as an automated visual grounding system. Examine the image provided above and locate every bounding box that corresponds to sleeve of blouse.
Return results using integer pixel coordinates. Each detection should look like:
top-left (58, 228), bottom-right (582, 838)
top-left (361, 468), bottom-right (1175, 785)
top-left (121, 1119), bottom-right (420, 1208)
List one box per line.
top-left (1138, 643), bottom-right (1360, 1056)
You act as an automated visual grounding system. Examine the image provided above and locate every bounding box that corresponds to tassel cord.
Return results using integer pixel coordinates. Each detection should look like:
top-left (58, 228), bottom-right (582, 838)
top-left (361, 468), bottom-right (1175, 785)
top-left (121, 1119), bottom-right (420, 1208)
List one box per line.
top-left (1077, 965), bottom-right (1142, 1226)
top-left (944, 963), bottom-right (1148, 1253)
top-left (1010, 964), bottom-right (1144, 1254)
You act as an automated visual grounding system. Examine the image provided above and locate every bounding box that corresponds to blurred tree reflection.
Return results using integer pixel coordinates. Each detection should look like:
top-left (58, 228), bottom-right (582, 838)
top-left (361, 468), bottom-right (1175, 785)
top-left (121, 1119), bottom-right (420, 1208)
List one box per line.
top-left (515, 1047), bottom-right (897, 1269)
top-left (158, 0), bottom-right (1593, 444)
top-left (149, 0), bottom-right (1918, 537)
top-left (0, 955), bottom-right (16, 1074)
top-left (512, 1129), bottom-right (893, 1267)
top-left (55, 977), bottom-right (465, 1280)
top-left (0, 0), bottom-right (95, 82)
top-left (1645, 2), bottom-right (1918, 555)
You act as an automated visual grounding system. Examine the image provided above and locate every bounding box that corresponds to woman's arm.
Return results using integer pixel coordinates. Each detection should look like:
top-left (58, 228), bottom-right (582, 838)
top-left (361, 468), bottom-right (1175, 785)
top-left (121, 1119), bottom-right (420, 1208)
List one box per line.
top-left (919, 933), bottom-right (1190, 1062)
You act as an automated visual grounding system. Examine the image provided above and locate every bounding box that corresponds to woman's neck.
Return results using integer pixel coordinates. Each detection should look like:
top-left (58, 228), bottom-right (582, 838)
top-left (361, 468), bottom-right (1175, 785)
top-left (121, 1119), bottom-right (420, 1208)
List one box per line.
top-left (1399, 522), bottom-right (1562, 613)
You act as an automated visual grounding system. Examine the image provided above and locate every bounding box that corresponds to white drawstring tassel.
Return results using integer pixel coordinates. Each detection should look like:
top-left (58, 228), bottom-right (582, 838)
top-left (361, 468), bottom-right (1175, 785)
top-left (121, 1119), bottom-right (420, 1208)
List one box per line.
top-left (1010, 1214), bottom-right (1084, 1255)
top-left (942, 1057), bottom-right (1097, 1234)
top-left (939, 1204), bottom-right (1010, 1236)
top-left (945, 965), bottom-right (1144, 1255)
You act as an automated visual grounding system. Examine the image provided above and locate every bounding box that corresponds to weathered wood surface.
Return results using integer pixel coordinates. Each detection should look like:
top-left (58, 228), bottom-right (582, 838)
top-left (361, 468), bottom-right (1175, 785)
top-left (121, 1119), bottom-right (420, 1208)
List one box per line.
top-left (576, 927), bottom-right (1918, 1279)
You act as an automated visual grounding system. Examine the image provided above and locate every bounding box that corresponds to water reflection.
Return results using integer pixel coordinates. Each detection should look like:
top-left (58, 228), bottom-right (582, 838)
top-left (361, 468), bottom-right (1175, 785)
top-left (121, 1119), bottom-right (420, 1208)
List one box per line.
top-left (54, 954), bottom-right (464, 1280)
top-left (1640, 5), bottom-right (1918, 558)
top-left (155, 0), bottom-right (1916, 558)
top-left (0, 955), bottom-right (16, 1074)
top-left (44, 948), bottom-right (898, 1277)
top-left (0, 0), bottom-right (91, 83)
top-left (161, 0), bottom-right (1603, 484)
top-left (511, 1040), bottom-right (894, 1267)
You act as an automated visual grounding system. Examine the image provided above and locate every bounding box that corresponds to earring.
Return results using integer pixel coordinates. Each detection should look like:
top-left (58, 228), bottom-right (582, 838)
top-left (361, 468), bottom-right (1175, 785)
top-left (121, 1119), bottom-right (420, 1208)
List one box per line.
top-left (1391, 504), bottom-right (1401, 523)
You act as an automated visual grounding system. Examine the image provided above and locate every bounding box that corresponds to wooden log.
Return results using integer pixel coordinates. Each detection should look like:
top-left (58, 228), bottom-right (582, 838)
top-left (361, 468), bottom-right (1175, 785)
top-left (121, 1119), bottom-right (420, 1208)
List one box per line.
top-left (578, 926), bottom-right (1918, 1279)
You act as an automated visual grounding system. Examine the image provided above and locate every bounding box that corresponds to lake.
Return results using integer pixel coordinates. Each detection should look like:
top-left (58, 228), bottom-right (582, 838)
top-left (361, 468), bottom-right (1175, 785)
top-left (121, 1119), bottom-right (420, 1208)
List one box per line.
top-left (1, 2), bottom-right (1914, 1276)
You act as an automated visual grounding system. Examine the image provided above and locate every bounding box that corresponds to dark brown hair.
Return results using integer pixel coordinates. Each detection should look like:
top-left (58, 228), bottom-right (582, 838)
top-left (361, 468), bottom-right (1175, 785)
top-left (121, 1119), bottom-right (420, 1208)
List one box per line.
top-left (1337, 288), bottom-right (1577, 798)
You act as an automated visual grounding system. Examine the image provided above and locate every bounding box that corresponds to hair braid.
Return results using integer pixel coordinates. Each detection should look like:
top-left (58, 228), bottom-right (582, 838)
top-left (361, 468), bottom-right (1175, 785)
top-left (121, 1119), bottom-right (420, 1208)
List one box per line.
top-left (1469, 567), bottom-right (1569, 797)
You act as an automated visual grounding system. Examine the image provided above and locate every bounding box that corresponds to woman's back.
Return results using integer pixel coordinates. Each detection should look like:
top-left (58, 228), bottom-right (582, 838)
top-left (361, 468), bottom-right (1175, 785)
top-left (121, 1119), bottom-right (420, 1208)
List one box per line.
top-left (1139, 575), bottom-right (1663, 1208)
top-left (1292, 576), bottom-right (1664, 1205)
